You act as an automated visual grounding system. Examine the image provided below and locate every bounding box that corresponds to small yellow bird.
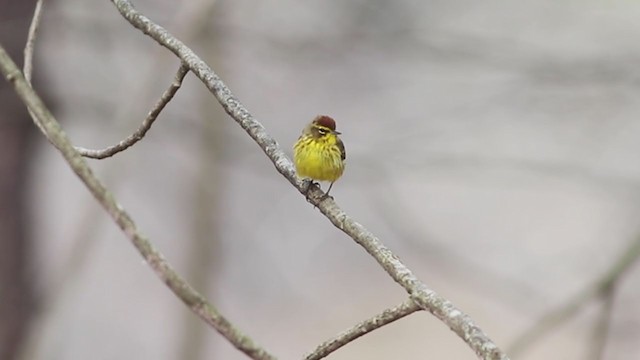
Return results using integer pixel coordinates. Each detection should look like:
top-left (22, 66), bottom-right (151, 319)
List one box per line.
top-left (293, 115), bottom-right (346, 198)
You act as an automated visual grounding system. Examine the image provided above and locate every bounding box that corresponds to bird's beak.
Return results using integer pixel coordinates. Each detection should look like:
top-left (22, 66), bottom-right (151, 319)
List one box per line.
top-left (334, 130), bottom-right (341, 135)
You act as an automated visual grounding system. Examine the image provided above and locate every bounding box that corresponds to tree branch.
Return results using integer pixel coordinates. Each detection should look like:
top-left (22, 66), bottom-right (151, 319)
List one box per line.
top-left (305, 299), bottom-right (421, 360)
top-left (74, 64), bottom-right (189, 159)
top-left (23, 0), bottom-right (43, 85)
top-left (22, 0), bottom-right (50, 141)
top-left (0, 45), bottom-right (276, 360)
top-left (108, 1), bottom-right (509, 359)
top-left (509, 235), bottom-right (640, 356)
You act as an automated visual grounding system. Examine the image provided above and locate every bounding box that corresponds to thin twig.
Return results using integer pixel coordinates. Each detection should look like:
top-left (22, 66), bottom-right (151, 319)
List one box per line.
top-left (509, 236), bottom-right (640, 356)
top-left (75, 64), bottom-right (189, 159)
top-left (305, 299), bottom-right (421, 360)
top-left (108, 1), bottom-right (508, 359)
top-left (0, 46), bottom-right (276, 360)
top-left (24, 0), bottom-right (44, 84)
top-left (22, 0), bottom-right (49, 141)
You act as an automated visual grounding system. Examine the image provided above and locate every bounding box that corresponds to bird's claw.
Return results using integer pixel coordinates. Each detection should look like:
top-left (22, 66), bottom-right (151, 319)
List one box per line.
top-left (319, 193), bottom-right (334, 201)
top-left (303, 179), bottom-right (317, 201)
top-left (302, 179), bottom-right (334, 206)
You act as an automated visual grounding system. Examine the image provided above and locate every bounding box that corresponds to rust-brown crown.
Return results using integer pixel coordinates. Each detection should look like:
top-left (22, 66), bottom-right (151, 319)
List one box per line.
top-left (312, 115), bottom-right (336, 131)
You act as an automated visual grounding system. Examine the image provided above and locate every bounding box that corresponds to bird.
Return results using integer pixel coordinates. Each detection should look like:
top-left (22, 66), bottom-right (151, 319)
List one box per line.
top-left (293, 115), bottom-right (346, 199)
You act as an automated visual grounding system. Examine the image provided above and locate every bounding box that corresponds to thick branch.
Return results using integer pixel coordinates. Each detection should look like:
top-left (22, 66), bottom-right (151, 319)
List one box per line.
top-left (305, 299), bottom-right (421, 360)
top-left (0, 45), bottom-right (276, 360)
top-left (108, 1), bottom-right (509, 359)
top-left (74, 64), bottom-right (189, 159)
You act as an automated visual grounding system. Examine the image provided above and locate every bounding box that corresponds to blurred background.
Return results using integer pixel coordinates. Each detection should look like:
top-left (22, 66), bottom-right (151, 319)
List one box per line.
top-left (2, 0), bottom-right (640, 359)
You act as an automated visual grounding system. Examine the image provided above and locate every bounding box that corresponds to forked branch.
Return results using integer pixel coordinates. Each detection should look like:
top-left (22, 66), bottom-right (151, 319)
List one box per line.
top-left (108, 1), bottom-right (509, 359)
top-left (509, 236), bottom-right (640, 356)
top-left (0, 46), bottom-right (276, 360)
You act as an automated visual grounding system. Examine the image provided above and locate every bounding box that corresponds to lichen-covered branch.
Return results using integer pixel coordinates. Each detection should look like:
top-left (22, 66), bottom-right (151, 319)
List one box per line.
top-left (0, 45), bottom-right (276, 360)
top-left (108, 1), bottom-right (509, 359)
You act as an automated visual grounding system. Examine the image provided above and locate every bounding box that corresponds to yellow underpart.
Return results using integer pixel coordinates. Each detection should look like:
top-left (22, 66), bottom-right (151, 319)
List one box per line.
top-left (294, 134), bottom-right (345, 182)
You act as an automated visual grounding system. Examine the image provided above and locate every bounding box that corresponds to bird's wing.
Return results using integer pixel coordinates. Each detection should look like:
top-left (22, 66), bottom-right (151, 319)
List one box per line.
top-left (337, 138), bottom-right (346, 161)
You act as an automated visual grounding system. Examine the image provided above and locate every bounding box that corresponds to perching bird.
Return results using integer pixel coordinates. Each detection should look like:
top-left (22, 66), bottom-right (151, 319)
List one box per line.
top-left (293, 115), bottom-right (346, 199)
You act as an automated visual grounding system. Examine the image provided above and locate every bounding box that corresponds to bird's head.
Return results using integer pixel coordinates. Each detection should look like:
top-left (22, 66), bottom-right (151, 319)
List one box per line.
top-left (309, 115), bottom-right (341, 137)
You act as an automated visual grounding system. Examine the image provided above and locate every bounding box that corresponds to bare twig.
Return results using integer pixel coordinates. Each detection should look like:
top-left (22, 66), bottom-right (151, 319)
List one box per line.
top-left (22, 0), bottom-right (49, 141)
top-left (0, 45), bottom-right (276, 360)
top-left (23, 0), bottom-right (43, 84)
top-left (509, 236), bottom-right (640, 356)
top-left (108, 1), bottom-right (508, 359)
top-left (305, 299), bottom-right (421, 360)
top-left (74, 64), bottom-right (189, 159)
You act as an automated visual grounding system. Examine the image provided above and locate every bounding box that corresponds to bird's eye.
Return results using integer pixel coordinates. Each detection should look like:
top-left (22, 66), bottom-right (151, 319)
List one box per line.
top-left (318, 128), bottom-right (327, 135)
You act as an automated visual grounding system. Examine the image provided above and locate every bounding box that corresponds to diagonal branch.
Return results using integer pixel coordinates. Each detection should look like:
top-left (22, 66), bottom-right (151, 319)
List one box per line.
top-left (509, 235), bottom-right (640, 356)
top-left (0, 45), bottom-right (276, 360)
top-left (305, 299), bottom-right (421, 360)
top-left (74, 64), bottom-right (189, 159)
top-left (108, 1), bottom-right (509, 359)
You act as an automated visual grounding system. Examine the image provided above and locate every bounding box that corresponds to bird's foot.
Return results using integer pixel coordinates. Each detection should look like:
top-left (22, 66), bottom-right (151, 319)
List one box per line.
top-left (303, 179), bottom-right (319, 202)
top-left (319, 193), bottom-right (334, 201)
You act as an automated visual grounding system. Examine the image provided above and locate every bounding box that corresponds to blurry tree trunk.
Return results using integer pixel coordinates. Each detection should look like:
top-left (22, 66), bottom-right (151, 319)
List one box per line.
top-left (177, 3), bottom-right (226, 358)
top-left (0, 1), bottom-right (49, 358)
